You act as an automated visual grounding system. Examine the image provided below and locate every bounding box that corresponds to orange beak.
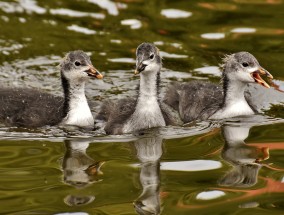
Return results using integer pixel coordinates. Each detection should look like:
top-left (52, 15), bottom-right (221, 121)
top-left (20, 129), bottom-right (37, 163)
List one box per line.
top-left (85, 65), bottom-right (103, 79)
top-left (250, 67), bottom-right (273, 88)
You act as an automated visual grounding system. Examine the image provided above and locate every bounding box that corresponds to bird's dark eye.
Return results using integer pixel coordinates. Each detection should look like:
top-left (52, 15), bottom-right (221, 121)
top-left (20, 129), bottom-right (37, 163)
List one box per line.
top-left (75, 61), bottom-right (81, 66)
top-left (242, 62), bottom-right (249, 67)
top-left (149, 54), bottom-right (154, 59)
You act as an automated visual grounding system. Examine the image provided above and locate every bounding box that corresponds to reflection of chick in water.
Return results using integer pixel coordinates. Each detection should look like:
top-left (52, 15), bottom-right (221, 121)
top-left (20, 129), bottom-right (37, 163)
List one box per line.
top-left (133, 134), bottom-right (163, 215)
top-left (62, 139), bottom-right (104, 206)
top-left (219, 125), bottom-right (269, 187)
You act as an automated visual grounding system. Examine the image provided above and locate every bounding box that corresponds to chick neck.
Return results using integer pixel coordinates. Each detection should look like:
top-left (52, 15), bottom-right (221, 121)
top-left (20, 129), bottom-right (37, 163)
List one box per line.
top-left (60, 74), bottom-right (94, 128)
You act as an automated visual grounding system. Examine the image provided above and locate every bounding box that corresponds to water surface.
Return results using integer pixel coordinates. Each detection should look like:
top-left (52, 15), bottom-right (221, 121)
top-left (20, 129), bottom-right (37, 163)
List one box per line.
top-left (1, 0), bottom-right (284, 214)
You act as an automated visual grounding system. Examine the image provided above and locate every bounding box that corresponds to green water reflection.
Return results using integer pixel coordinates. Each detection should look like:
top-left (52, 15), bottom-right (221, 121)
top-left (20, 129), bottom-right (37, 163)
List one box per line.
top-left (1, 0), bottom-right (284, 214)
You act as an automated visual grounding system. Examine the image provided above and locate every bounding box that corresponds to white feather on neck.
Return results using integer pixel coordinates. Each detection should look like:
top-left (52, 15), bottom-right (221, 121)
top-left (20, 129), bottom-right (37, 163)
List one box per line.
top-left (210, 79), bottom-right (254, 119)
top-left (123, 71), bottom-right (165, 133)
top-left (61, 80), bottom-right (94, 128)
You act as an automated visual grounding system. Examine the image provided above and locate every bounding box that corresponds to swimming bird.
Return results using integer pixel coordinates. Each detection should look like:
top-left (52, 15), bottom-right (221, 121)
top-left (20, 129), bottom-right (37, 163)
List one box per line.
top-left (164, 52), bottom-right (273, 122)
top-left (96, 43), bottom-right (180, 135)
top-left (0, 50), bottom-right (103, 129)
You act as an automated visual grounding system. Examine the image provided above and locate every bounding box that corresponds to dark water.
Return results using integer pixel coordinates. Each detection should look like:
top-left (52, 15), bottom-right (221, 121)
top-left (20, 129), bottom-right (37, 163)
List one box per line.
top-left (1, 0), bottom-right (284, 214)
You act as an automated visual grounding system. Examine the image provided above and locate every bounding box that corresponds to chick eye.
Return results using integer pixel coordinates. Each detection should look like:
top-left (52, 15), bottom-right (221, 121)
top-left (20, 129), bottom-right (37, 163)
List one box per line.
top-left (149, 54), bottom-right (154, 60)
top-left (75, 61), bottom-right (81, 66)
top-left (242, 62), bottom-right (249, 67)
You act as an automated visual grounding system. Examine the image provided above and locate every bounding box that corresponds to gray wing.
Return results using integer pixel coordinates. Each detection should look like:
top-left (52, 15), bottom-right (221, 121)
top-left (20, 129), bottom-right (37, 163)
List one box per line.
top-left (0, 88), bottom-right (64, 127)
top-left (96, 98), bottom-right (137, 135)
top-left (164, 81), bottom-right (223, 123)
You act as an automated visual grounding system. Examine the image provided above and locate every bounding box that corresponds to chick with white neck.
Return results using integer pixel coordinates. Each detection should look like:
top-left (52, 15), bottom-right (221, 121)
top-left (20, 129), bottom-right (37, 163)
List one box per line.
top-left (0, 50), bottom-right (103, 129)
top-left (97, 43), bottom-right (178, 135)
top-left (60, 51), bottom-right (103, 128)
top-left (123, 43), bottom-right (165, 133)
top-left (164, 52), bottom-right (273, 122)
top-left (210, 52), bottom-right (273, 119)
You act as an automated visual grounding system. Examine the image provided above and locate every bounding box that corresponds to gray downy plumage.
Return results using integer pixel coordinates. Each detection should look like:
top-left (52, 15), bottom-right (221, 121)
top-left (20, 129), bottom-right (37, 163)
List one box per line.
top-left (164, 52), bottom-right (273, 123)
top-left (96, 43), bottom-right (181, 135)
top-left (0, 50), bottom-right (103, 129)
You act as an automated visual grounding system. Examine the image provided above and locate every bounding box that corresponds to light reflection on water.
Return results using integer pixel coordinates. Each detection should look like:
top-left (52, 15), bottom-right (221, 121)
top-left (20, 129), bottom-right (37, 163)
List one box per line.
top-left (1, 0), bottom-right (284, 214)
top-left (160, 9), bottom-right (192, 19)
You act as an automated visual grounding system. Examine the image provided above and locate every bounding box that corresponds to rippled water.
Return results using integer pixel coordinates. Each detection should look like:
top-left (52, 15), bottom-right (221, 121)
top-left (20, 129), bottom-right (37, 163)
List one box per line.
top-left (1, 0), bottom-right (284, 214)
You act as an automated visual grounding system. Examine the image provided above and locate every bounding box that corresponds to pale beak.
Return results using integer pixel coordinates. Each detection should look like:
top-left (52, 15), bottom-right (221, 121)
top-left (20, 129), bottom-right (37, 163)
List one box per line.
top-left (134, 63), bottom-right (146, 75)
top-left (85, 65), bottom-right (103, 79)
top-left (258, 67), bottom-right (273, 79)
top-left (250, 67), bottom-right (273, 88)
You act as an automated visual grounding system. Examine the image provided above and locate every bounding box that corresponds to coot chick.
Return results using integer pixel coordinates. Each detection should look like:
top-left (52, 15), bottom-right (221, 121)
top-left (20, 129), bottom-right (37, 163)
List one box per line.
top-left (96, 43), bottom-right (179, 135)
top-left (164, 52), bottom-right (273, 122)
top-left (0, 50), bottom-right (103, 129)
